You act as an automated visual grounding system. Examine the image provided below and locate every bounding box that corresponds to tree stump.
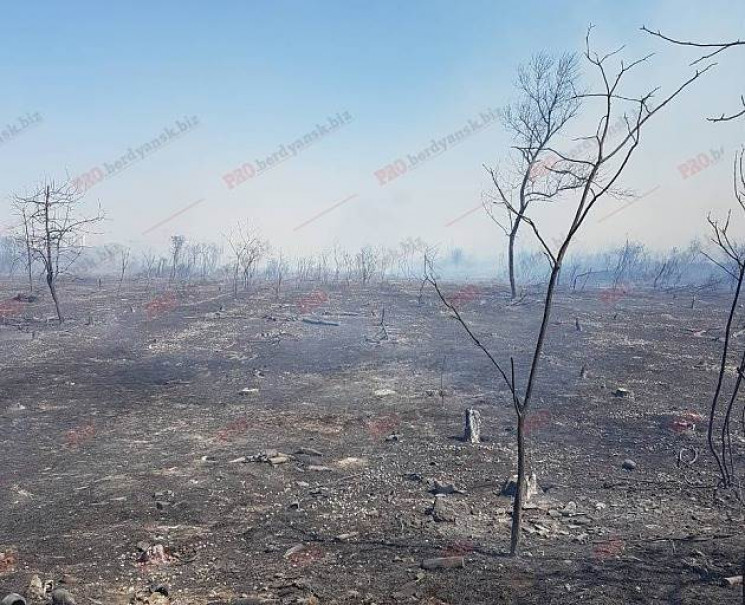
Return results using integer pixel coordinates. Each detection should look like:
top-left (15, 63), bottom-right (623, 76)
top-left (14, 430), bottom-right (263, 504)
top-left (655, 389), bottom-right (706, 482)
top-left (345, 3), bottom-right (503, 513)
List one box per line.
top-left (464, 408), bottom-right (481, 443)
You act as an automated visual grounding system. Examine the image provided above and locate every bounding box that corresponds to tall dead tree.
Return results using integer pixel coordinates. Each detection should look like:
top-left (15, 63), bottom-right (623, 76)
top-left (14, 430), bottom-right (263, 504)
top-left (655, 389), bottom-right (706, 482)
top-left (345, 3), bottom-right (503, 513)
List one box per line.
top-left (117, 246), bottom-right (131, 293)
top-left (700, 150), bottom-right (745, 491)
top-left (169, 235), bottom-right (186, 285)
top-left (224, 221), bottom-right (268, 295)
top-left (13, 180), bottom-right (104, 322)
top-left (17, 206), bottom-right (34, 294)
top-left (485, 52), bottom-right (580, 299)
top-left (428, 30), bottom-right (710, 556)
top-left (645, 28), bottom-right (745, 599)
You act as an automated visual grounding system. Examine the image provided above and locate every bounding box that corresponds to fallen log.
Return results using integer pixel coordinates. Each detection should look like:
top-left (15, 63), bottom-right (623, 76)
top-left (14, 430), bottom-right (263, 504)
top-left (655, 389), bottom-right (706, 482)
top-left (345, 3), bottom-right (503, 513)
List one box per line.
top-left (302, 318), bottom-right (340, 326)
top-left (421, 556), bottom-right (465, 570)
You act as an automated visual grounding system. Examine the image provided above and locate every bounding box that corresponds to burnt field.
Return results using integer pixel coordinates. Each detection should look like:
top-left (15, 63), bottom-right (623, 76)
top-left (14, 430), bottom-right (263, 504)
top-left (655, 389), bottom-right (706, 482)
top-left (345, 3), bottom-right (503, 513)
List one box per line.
top-left (0, 279), bottom-right (743, 605)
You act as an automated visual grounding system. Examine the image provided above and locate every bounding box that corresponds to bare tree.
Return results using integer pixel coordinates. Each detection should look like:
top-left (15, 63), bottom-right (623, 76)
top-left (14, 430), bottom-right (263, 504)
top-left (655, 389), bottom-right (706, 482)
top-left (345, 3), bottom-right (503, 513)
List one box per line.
top-left (200, 243), bottom-right (222, 280)
top-left (117, 246), bottom-right (131, 293)
top-left (224, 221), bottom-right (269, 295)
top-left (485, 52), bottom-right (581, 298)
top-left (13, 180), bottom-right (104, 322)
top-left (643, 27), bottom-right (745, 122)
top-left (169, 235), bottom-right (186, 285)
top-left (355, 246), bottom-right (377, 285)
top-left (142, 250), bottom-right (157, 289)
top-left (16, 206), bottom-right (35, 293)
top-left (267, 251), bottom-right (288, 300)
top-left (427, 31), bottom-right (710, 556)
top-left (700, 150), bottom-right (745, 491)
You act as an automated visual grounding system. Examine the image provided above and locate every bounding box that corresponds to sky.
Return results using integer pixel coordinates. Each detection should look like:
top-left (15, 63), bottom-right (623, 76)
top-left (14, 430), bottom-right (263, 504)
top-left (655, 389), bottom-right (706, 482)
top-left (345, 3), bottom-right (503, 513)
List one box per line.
top-left (0, 0), bottom-right (743, 260)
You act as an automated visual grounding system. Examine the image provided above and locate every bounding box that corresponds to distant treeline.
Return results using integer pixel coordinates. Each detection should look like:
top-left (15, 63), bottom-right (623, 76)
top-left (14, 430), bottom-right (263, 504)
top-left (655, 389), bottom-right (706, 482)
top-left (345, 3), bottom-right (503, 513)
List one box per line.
top-left (0, 234), bottom-right (732, 291)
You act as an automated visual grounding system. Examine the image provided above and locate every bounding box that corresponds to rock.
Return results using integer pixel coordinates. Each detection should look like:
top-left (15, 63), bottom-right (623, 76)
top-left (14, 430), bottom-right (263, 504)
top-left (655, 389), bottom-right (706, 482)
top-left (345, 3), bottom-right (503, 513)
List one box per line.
top-left (13, 294), bottom-right (37, 303)
top-left (26, 575), bottom-right (45, 601)
top-left (295, 447), bottom-right (323, 457)
top-left (562, 501), bottom-right (578, 516)
top-left (2, 595), bottom-right (26, 605)
top-left (137, 543), bottom-right (173, 565)
top-left (239, 388), bottom-right (259, 396)
top-left (464, 408), bottom-right (481, 443)
top-left (232, 598), bottom-right (273, 605)
top-left (613, 388), bottom-right (634, 399)
top-left (373, 388), bottom-right (396, 398)
top-left (283, 544), bottom-right (306, 559)
top-left (306, 465), bottom-right (333, 472)
top-left (722, 575), bottom-right (743, 587)
top-left (428, 497), bottom-right (456, 523)
top-left (149, 584), bottom-right (170, 596)
top-left (622, 459), bottom-right (637, 471)
top-left (421, 556), bottom-right (465, 570)
top-left (501, 473), bottom-right (539, 500)
top-left (430, 480), bottom-right (465, 495)
top-left (50, 589), bottom-right (76, 605)
top-left (336, 457), bottom-right (365, 468)
top-left (246, 450), bottom-right (292, 465)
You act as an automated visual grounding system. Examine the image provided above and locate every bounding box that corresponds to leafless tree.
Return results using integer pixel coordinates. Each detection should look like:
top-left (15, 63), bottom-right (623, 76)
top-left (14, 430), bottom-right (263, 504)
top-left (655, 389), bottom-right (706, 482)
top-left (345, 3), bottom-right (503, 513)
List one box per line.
top-left (267, 252), bottom-right (288, 300)
top-left (168, 235), bottom-right (186, 285)
top-left (199, 243), bottom-right (222, 280)
top-left (643, 27), bottom-right (745, 122)
top-left (485, 52), bottom-right (581, 298)
top-left (355, 246), bottom-right (377, 285)
top-left (16, 206), bottom-right (35, 293)
top-left (700, 150), bottom-right (745, 492)
top-left (607, 239), bottom-right (647, 290)
top-left (117, 246), bottom-right (131, 293)
top-left (397, 237), bottom-right (430, 279)
top-left (141, 250), bottom-right (157, 289)
top-left (427, 31), bottom-right (710, 556)
top-left (331, 242), bottom-right (344, 282)
top-left (701, 150), bottom-right (745, 604)
top-left (224, 221), bottom-right (268, 295)
top-left (13, 180), bottom-right (104, 322)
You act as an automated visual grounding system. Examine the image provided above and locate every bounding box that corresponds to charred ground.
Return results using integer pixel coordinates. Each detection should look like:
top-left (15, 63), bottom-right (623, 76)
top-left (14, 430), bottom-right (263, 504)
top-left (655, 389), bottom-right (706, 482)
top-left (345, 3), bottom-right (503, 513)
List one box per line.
top-left (0, 279), bottom-right (743, 604)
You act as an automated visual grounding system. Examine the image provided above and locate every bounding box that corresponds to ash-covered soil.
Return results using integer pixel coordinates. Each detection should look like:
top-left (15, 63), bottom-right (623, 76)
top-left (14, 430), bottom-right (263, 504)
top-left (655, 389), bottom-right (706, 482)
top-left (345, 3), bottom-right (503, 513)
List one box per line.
top-left (0, 279), bottom-right (743, 604)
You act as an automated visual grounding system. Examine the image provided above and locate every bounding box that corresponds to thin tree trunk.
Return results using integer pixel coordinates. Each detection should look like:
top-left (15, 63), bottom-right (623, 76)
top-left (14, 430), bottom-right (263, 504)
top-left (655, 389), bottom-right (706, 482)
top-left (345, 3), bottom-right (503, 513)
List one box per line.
top-left (42, 186), bottom-right (63, 323)
top-left (47, 272), bottom-right (63, 323)
top-left (508, 232), bottom-right (517, 299)
top-left (25, 245), bottom-right (33, 294)
top-left (22, 210), bottom-right (33, 294)
top-left (708, 262), bottom-right (745, 486)
top-left (510, 412), bottom-right (526, 555)
top-left (510, 263), bottom-right (562, 555)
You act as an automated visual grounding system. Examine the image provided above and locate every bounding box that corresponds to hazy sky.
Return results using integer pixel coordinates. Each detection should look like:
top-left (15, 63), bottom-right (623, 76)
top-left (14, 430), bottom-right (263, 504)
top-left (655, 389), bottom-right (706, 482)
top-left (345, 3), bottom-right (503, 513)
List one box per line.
top-left (1, 0), bottom-right (743, 258)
